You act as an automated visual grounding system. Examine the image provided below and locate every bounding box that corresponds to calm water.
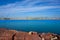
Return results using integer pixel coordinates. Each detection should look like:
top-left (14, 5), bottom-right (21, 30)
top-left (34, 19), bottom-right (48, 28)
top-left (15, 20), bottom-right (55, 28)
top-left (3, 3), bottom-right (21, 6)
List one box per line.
top-left (0, 20), bottom-right (60, 34)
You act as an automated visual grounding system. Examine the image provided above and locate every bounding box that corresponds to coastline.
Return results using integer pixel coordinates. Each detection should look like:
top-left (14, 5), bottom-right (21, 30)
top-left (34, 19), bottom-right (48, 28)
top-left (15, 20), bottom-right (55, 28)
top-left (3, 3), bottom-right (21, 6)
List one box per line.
top-left (0, 28), bottom-right (60, 40)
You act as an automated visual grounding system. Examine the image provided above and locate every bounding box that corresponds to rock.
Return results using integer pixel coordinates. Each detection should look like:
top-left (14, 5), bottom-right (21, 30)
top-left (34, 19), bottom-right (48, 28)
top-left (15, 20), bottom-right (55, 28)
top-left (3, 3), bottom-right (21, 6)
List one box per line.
top-left (0, 28), bottom-right (60, 40)
top-left (14, 31), bottom-right (26, 40)
top-left (40, 33), bottom-right (46, 40)
top-left (45, 33), bottom-right (52, 40)
top-left (31, 32), bottom-right (41, 40)
top-left (25, 33), bottom-right (33, 40)
top-left (0, 29), bottom-right (16, 40)
top-left (25, 31), bottom-right (41, 40)
top-left (14, 31), bottom-right (41, 40)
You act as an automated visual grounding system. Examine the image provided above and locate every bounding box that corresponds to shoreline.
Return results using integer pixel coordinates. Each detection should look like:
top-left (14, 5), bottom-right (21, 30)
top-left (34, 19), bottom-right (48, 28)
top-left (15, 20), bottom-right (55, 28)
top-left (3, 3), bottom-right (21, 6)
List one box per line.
top-left (0, 28), bottom-right (60, 40)
top-left (0, 19), bottom-right (60, 20)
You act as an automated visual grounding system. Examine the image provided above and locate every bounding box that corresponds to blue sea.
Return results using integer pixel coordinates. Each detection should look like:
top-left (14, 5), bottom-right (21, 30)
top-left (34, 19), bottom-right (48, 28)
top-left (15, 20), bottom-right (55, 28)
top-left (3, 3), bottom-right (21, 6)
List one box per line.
top-left (0, 20), bottom-right (60, 34)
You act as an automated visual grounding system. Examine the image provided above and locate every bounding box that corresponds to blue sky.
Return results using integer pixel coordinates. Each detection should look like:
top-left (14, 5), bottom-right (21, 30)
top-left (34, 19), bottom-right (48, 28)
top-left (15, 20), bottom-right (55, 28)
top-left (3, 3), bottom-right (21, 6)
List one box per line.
top-left (0, 0), bottom-right (60, 18)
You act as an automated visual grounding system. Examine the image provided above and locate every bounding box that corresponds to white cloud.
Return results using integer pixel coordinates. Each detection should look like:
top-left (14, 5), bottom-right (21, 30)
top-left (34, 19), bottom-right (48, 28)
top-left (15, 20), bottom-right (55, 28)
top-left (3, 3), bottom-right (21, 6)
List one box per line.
top-left (0, 0), bottom-right (60, 14)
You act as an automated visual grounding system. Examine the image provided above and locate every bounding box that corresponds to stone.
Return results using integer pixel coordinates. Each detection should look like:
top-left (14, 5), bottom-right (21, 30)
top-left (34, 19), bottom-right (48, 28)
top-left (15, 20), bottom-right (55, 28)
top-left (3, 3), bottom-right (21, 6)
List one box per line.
top-left (25, 32), bottom-right (41, 40)
top-left (14, 31), bottom-right (26, 40)
top-left (0, 29), bottom-right (16, 40)
top-left (0, 28), bottom-right (60, 40)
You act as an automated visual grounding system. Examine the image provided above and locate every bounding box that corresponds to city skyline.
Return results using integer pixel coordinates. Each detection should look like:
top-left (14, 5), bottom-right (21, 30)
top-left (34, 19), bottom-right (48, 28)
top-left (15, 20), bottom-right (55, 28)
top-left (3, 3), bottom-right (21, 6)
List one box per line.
top-left (0, 0), bottom-right (60, 18)
top-left (0, 17), bottom-right (60, 20)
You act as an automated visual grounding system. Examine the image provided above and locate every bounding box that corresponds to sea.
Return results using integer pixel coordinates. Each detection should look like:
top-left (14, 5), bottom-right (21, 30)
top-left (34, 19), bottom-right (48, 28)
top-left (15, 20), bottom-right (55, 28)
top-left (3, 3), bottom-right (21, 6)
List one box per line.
top-left (0, 20), bottom-right (60, 34)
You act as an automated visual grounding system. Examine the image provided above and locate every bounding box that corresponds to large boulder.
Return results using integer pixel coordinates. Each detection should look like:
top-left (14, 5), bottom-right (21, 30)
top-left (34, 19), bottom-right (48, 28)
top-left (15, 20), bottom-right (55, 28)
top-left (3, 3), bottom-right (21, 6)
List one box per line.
top-left (0, 28), bottom-right (60, 40)
top-left (0, 29), bottom-right (16, 40)
top-left (14, 31), bottom-right (26, 40)
top-left (25, 32), bottom-right (41, 40)
top-left (14, 31), bottom-right (41, 40)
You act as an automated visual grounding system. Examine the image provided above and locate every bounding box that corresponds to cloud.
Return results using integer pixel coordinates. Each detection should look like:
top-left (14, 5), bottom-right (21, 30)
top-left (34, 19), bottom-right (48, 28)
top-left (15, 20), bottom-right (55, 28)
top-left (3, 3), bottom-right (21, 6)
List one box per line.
top-left (0, 0), bottom-right (60, 14)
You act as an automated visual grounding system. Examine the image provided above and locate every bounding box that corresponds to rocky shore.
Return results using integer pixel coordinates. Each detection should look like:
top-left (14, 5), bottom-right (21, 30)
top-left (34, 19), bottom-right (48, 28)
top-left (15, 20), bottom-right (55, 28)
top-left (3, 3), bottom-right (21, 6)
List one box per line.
top-left (0, 28), bottom-right (60, 40)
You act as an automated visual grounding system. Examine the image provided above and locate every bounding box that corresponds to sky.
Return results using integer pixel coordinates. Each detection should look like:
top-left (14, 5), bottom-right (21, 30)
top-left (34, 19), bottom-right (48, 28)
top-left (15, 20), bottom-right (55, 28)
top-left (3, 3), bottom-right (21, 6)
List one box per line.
top-left (0, 0), bottom-right (60, 18)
